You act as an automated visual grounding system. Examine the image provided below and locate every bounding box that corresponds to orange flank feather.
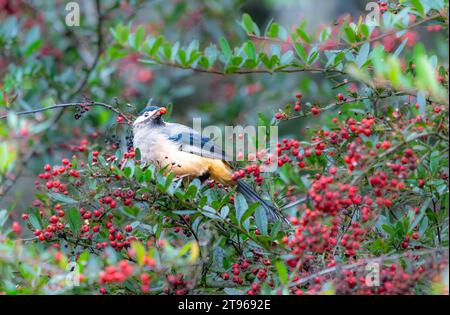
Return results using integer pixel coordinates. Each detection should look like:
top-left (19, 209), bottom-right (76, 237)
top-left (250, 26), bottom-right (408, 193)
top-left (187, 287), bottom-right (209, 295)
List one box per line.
top-left (161, 150), bottom-right (234, 186)
top-left (205, 159), bottom-right (234, 186)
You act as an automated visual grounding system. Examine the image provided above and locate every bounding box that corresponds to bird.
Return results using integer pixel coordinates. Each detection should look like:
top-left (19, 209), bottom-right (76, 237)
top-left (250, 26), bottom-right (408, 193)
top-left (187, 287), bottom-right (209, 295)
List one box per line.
top-left (132, 105), bottom-right (286, 222)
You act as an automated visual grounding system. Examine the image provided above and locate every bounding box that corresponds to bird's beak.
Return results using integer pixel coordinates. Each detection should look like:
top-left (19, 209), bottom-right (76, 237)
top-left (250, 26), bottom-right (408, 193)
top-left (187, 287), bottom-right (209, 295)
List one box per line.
top-left (151, 110), bottom-right (162, 119)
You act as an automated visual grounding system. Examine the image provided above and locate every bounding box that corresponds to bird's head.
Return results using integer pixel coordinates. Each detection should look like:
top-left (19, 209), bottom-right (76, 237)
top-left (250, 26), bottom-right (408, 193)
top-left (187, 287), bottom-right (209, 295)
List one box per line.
top-left (133, 106), bottom-right (167, 127)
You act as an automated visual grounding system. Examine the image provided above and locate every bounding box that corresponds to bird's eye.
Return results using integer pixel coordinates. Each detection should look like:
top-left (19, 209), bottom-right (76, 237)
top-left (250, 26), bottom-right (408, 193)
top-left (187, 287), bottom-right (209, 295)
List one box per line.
top-left (144, 112), bottom-right (149, 117)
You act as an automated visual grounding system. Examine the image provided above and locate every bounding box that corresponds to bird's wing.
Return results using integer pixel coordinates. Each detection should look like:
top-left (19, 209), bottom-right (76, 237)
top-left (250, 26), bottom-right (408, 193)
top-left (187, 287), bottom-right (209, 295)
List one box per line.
top-left (162, 123), bottom-right (231, 161)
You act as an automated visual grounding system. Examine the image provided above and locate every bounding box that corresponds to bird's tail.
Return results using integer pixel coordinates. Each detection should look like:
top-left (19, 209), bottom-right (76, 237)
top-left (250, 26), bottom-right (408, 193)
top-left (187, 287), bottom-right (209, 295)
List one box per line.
top-left (237, 180), bottom-right (287, 223)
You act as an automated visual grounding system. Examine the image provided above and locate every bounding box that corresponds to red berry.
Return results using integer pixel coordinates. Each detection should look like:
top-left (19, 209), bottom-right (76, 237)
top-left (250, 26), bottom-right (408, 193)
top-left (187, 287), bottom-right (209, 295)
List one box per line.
top-left (12, 222), bottom-right (21, 234)
top-left (311, 107), bottom-right (319, 115)
top-left (117, 116), bottom-right (124, 123)
top-left (159, 107), bottom-right (167, 115)
top-left (337, 93), bottom-right (344, 101)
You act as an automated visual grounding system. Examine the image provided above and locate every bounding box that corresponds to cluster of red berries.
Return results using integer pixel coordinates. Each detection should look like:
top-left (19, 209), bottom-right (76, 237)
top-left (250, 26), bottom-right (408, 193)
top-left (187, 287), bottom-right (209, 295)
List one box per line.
top-left (164, 273), bottom-right (192, 295)
top-left (308, 174), bottom-right (368, 217)
top-left (339, 222), bottom-right (366, 257)
top-left (378, 1), bottom-right (389, 13)
top-left (221, 251), bottom-right (274, 295)
top-left (22, 138), bottom-right (143, 254)
top-left (334, 255), bottom-right (448, 294)
top-left (231, 163), bottom-right (264, 185)
top-left (283, 209), bottom-right (340, 265)
top-left (99, 260), bottom-right (134, 285)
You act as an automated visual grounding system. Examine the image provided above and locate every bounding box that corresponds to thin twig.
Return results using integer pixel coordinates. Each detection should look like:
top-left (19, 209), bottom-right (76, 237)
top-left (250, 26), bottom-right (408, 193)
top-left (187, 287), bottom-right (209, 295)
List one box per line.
top-left (0, 102), bottom-right (132, 123)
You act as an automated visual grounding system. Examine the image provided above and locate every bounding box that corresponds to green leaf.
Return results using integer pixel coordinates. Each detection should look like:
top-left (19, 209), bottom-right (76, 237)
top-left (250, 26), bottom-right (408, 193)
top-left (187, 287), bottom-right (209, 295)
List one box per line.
top-left (67, 207), bottom-right (81, 235)
top-left (415, 55), bottom-right (440, 95)
top-left (381, 224), bottom-right (395, 236)
top-left (178, 49), bottom-right (187, 66)
top-left (387, 56), bottom-right (402, 88)
top-left (116, 24), bottom-right (129, 44)
top-left (393, 38), bottom-right (408, 57)
top-left (234, 194), bottom-right (248, 223)
top-left (254, 205), bottom-right (268, 235)
top-left (240, 202), bottom-right (259, 225)
top-left (418, 216), bottom-right (429, 236)
top-left (280, 50), bottom-right (293, 65)
top-left (47, 193), bottom-right (77, 204)
top-left (184, 184), bottom-right (198, 200)
top-left (242, 13), bottom-right (255, 33)
top-left (268, 23), bottom-right (288, 40)
top-left (204, 45), bottom-right (218, 68)
top-left (243, 41), bottom-right (257, 61)
top-left (149, 36), bottom-right (163, 56)
top-left (224, 288), bottom-right (244, 295)
top-left (306, 46), bottom-right (319, 65)
top-left (133, 25), bottom-right (146, 49)
top-left (0, 209), bottom-right (8, 228)
top-left (344, 27), bottom-right (356, 43)
top-left (416, 91), bottom-right (426, 116)
top-left (429, 151), bottom-right (439, 175)
top-left (356, 43), bottom-right (370, 67)
top-left (296, 27), bottom-right (311, 44)
top-left (275, 261), bottom-right (288, 285)
top-left (293, 43), bottom-right (307, 62)
top-left (27, 212), bottom-right (41, 230)
top-left (131, 241), bottom-right (146, 266)
top-left (22, 27), bottom-right (42, 57)
top-left (410, 0), bottom-right (425, 16)
top-left (219, 37), bottom-right (232, 60)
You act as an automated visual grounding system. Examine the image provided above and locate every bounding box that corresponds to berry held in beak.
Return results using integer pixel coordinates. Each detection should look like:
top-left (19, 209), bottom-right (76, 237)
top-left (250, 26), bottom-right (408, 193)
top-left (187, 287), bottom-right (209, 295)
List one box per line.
top-left (159, 107), bottom-right (167, 115)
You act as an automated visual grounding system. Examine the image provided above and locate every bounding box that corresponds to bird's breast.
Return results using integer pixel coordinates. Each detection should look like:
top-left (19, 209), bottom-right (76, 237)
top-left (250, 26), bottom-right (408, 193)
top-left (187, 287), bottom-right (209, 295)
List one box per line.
top-left (133, 126), bottom-right (233, 185)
